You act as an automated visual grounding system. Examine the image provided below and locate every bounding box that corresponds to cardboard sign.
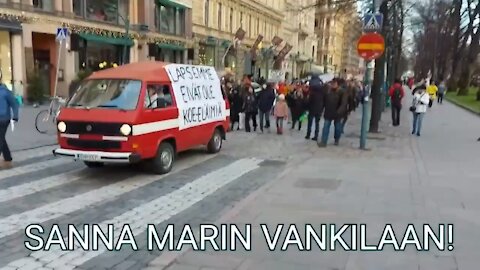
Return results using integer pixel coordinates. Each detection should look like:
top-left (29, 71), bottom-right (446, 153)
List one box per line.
top-left (165, 64), bottom-right (226, 130)
top-left (268, 70), bottom-right (285, 83)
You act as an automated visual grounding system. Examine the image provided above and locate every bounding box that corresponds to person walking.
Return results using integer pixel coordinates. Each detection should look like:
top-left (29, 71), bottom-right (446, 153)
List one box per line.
top-left (290, 88), bottom-right (307, 131)
top-left (0, 83), bottom-right (19, 169)
top-left (318, 78), bottom-right (348, 147)
top-left (426, 81), bottom-right (438, 108)
top-left (411, 86), bottom-right (430, 137)
top-left (242, 87), bottom-right (258, 132)
top-left (437, 81), bottom-right (446, 104)
top-left (228, 85), bottom-right (243, 130)
top-left (388, 79), bottom-right (405, 126)
top-left (257, 83), bottom-right (276, 132)
top-left (273, 94), bottom-right (289, 135)
top-left (340, 80), bottom-right (357, 134)
top-left (305, 75), bottom-right (325, 141)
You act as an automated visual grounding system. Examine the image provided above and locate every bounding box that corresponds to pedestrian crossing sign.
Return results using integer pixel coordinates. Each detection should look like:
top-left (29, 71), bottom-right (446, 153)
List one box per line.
top-left (363, 14), bottom-right (383, 32)
top-left (56, 27), bottom-right (69, 41)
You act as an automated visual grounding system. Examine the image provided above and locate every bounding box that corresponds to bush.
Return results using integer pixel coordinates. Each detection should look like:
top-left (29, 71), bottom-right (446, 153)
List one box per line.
top-left (26, 70), bottom-right (45, 103)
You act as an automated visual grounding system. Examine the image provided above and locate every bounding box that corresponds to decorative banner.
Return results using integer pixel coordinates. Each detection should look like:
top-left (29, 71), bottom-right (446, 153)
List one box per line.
top-left (276, 43), bottom-right (293, 62)
top-left (234, 28), bottom-right (246, 41)
top-left (251, 34), bottom-right (264, 59)
top-left (165, 64), bottom-right (227, 130)
top-left (271, 36), bottom-right (283, 47)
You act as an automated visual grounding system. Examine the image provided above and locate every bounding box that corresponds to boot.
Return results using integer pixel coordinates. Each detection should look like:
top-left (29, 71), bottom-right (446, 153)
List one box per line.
top-left (1, 161), bottom-right (13, 170)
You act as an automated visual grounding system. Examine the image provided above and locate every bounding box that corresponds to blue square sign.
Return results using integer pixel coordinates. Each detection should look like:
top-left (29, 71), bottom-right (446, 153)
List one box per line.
top-left (363, 14), bottom-right (383, 32)
top-left (56, 27), bottom-right (69, 41)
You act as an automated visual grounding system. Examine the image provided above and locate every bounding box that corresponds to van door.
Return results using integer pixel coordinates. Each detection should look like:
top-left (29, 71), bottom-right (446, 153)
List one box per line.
top-left (141, 83), bottom-right (183, 154)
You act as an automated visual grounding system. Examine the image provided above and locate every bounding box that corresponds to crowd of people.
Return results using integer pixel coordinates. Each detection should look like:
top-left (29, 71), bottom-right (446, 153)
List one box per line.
top-left (222, 75), bottom-right (365, 147)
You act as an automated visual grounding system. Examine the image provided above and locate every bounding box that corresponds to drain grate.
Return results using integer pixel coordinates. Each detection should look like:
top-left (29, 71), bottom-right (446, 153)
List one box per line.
top-left (295, 178), bottom-right (342, 190)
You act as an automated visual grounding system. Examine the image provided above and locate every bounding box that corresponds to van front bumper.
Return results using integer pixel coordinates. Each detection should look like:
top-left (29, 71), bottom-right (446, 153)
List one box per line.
top-left (53, 148), bottom-right (141, 163)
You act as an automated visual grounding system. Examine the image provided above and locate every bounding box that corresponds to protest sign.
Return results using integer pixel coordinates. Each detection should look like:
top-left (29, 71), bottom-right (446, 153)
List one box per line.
top-left (165, 64), bottom-right (226, 130)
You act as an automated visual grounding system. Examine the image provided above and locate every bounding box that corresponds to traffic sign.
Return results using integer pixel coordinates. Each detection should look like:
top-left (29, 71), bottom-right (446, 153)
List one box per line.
top-left (363, 13), bottom-right (383, 32)
top-left (357, 33), bottom-right (385, 61)
top-left (56, 27), bottom-right (68, 41)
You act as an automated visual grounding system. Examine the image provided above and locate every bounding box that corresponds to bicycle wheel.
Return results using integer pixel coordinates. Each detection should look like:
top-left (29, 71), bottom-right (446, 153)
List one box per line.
top-left (35, 110), bottom-right (57, 134)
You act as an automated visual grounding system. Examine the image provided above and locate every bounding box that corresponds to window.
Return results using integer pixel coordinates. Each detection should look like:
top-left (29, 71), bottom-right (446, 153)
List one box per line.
top-left (144, 85), bottom-right (173, 109)
top-left (249, 15), bottom-right (252, 37)
top-left (314, 19), bottom-right (318, 27)
top-left (325, 37), bottom-right (329, 47)
top-left (326, 18), bottom-right (330, 28)
top-left (312, 46), bottom-right (315, 58)
top-left (240, 12), bottom-right (243, 27)
top-left (323, 54), bottom-right (328, 64)
top-left (256, 18), bottom-right (260, 36)
top-left (263, 21), bottom-right (266, 35)
top-left (33, 0), bottom-right (54, 11)
top-left (73, 0), bottom-right (128, 25)
top-left (155, 3), bottom-right (185, 36)
top-left (204, 0), bottom-right (209, 26)
top-left (68, 80), bottom-right (142, 111)
top-left (218, 3), bottom-right (222, 30)
top-left (199, 44), bottom-right (215, 67)
top-left (230, 8), bottom-right (234, 32)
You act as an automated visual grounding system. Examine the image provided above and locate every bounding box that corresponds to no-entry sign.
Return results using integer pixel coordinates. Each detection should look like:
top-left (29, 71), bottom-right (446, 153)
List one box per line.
top-left (357, 33), bottom-right (385, 61)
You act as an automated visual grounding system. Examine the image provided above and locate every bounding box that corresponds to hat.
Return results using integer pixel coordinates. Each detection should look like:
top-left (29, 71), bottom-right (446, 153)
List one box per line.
top-left (278, 94), bottom-right (285, 100)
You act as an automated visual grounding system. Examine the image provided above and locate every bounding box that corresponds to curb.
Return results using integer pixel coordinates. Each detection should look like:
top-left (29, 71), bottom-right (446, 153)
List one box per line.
top-left (12, 142), bottom-right (57, 152)
top-left (445, 96), bottom-right (480, 116)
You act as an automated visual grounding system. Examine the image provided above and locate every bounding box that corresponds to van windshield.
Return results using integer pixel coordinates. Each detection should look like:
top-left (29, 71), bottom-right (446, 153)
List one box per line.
top-left (68, 79), bottom-right (142, 110)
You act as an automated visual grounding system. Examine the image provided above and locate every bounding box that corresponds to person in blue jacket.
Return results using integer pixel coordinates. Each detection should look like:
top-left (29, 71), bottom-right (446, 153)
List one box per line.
top-left (0, 83), bottom-right (19, 169)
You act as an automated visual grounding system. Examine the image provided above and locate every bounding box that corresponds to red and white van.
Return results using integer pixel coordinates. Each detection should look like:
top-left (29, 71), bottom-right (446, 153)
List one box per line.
top-left (53, 62), bottom-right (230, 174)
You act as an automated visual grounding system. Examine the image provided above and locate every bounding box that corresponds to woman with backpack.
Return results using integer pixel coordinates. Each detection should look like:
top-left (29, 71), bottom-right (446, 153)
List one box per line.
top-left (388, 79), bottom-right (405, 126)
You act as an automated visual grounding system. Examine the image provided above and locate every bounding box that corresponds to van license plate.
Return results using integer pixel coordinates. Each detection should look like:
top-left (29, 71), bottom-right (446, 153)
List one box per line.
top-left (77, 154), bottom-right (100, 161)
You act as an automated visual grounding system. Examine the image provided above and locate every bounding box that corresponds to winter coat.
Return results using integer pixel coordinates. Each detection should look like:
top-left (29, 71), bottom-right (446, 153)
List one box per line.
top-left (0, 84), bottom-right (19, 122)
top-left (291, 92), bottom-right (307, 120)
top-left (274, 100), bottom-right (289, 118)
top-left (228, 88), bottom-right (243, 122)
top-left (323, 87), bottom-right (348, 121)
top-left (412, 92), bottom-right (430, 113)
top-left (389, 83), bottom-right (405, 107)
top-left (257, 87), bottom-right (276, 112)
top-left (243, 93), bottom-right (258, 113)
top-left (345, 86), bottom-right (357, 113)
top-left (307, 77), bottom-right (326, 116)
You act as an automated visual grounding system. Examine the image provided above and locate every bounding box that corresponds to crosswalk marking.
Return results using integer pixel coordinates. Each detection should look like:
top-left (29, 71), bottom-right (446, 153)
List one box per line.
top-left (11, 145), bottom-right (57, 163)
top-left (0, 158), bottom-right (71, 180)
top-left (0, 154), bottom-right (217, 239)
top-left (0, 169), bottom-right (84, 203)
top-left (3, 158), bottom-right (262, 270)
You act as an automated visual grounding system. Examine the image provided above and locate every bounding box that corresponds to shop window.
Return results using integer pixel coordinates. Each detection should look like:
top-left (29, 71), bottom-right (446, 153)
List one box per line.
top-left (73, 0), bottom-right (128, 25)
top-left (155, 3), bottom-right (185, 36)
top-left (33, 0), bottom-right (54, 12)
top-left (199, 44), bottom-right (215, 67)
top-left (145, 84), bottom-right (173, 109)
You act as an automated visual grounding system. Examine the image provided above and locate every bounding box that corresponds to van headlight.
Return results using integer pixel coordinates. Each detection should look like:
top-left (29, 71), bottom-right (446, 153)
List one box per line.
top-left (57, 121), bottom-right (66, 133)
top-left (120, 124), bottom-right (132, 136)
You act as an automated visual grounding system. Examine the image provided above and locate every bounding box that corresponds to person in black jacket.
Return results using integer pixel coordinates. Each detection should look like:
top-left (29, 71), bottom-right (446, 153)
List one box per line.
top-left (243, 87), bottom-right (258, 132)
top-left (257, 83), bottom-right (276, 132)
top-left (305, 75), bottom-right (325, 141)
top-left (318, 78), bottom-right (348, 147)
top-left (290, 88), bottom-right (307, 130)
top-left (228, 85), bottom-right (243, 130)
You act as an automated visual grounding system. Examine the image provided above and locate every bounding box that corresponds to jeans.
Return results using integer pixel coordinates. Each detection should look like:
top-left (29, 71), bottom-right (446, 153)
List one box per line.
top-left (341, 115), bottom-right (348, 133)
top-left (245, 112), bottom-right (257, 132)
top-left (321, 119), bottom-right (343, 144)
top-left (306, 113), bottom-right (320, 139)
top-left (391, 105), bottom-right (401, 126)
top-left (258, 110), bottom-right (271, 130)
top-left (0, 120), bottom-right (12, 161)
top-left (412, 113), bottom-right (424, 135)
top-left (438, 93), bottom-right (444, 104)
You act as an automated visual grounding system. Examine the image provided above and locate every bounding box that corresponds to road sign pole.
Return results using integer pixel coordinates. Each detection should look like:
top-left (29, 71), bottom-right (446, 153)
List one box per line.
top-left (53, 38), bottom-right (64, 98)
top-left (360, 60), bottom-right (372, 150)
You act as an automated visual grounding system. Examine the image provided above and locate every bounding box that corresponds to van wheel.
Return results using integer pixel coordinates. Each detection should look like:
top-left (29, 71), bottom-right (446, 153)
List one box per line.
top-left (84, 161), bottom-right (104, 168)
top-left (207, 128), bottom-right (222, 154)
top-left (151, 142), bottom-right (175, 174)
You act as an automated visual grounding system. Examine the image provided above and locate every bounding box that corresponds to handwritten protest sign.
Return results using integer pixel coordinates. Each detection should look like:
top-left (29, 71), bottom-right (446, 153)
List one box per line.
top-left (165, 64), bottom-right (226, 130)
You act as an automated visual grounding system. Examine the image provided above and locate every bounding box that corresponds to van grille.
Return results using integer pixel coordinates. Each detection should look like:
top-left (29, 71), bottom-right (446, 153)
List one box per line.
top-left (65, 121), bottom-right (123, 136)
top-left (67, 139), bottom-right (121, 150)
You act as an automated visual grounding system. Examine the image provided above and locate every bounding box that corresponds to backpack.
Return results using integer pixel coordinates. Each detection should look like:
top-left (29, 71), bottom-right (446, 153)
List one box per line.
top-left (392, 87), bottom-right (402, 101)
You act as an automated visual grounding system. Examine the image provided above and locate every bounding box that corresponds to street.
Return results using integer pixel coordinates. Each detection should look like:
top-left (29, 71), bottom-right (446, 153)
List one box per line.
top-left (0, 100), bottom-right (479, 270)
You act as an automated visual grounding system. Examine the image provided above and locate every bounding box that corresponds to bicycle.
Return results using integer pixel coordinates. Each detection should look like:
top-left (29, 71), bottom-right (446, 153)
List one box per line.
top-left (35, 96), bottom-right (66, 134)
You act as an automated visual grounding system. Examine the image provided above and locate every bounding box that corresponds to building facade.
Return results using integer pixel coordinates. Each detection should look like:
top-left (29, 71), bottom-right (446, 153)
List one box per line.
top-left (315, 2), bottom-right (361, 77)
top-left (283, 0), bottom-right (318, 80)
top-left (0, 0), bottom-right (192, 99)
top-left (191, 0), bottom-right (283, 80)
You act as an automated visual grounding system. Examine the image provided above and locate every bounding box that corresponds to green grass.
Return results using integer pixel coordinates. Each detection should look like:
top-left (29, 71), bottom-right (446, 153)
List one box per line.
top-left (446, 88), bottom-right (480, 114)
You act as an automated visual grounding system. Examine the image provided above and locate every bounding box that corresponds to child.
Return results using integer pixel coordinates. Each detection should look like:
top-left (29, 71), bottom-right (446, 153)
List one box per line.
top-left (274, 94), bottom-right (289, 135)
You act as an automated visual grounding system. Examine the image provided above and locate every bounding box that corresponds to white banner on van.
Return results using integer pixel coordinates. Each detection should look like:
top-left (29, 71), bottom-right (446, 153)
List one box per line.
top-left (165, 64), bottom-right (226, 130)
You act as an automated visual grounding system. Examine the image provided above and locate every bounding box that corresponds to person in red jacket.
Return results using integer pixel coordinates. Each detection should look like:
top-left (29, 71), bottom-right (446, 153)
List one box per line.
top-left (389, 79), bottom-right (405, 126)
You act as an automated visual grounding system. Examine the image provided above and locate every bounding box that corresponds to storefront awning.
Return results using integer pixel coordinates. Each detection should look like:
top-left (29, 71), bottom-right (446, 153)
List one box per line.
top-left (157, 43), bottom-right (185, 50)
top-left (78, 33), bottom-right (134, 47)
top-left (0, 19), bottom-right (22, 32)
top-left (156, 0), bottom-right (191, 9)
